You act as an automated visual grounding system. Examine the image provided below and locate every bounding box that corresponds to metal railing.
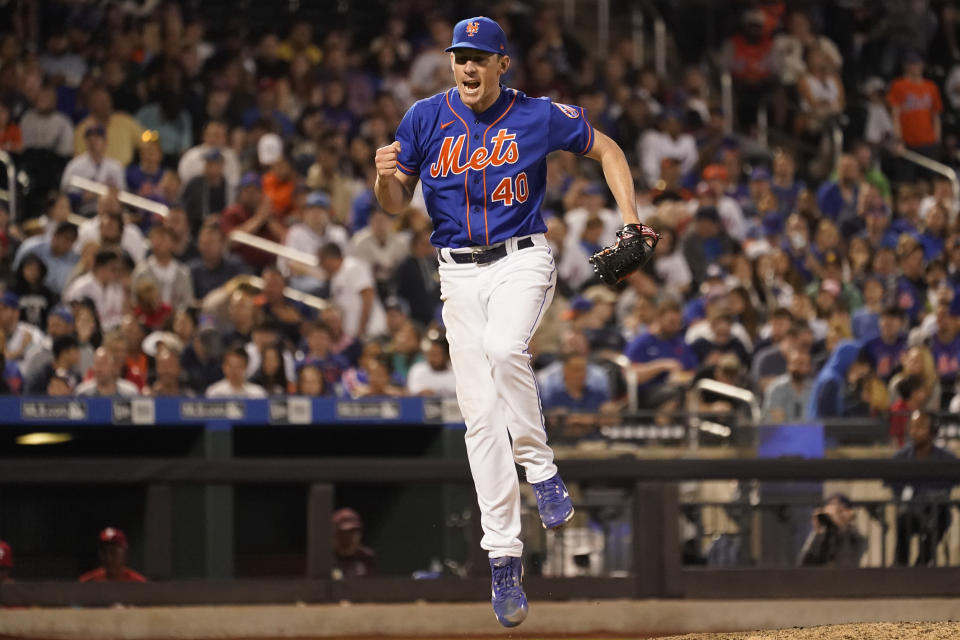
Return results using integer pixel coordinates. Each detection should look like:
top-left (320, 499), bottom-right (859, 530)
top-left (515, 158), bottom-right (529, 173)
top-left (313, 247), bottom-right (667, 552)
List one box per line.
top-left (894, 147), bottom-right (960, 206)
top-left (1, 457), bottom-right (959, 606)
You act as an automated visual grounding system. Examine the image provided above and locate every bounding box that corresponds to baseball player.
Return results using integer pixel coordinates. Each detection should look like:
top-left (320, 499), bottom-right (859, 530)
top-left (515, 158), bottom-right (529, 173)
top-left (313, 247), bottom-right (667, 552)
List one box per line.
top-left (375, 16), bottom-right (651, 627)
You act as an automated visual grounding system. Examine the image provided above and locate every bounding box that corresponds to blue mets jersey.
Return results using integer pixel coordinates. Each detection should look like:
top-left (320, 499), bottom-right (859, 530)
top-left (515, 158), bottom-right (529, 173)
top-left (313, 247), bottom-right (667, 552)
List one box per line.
top-left (394, 86), bottom-right (595, 249)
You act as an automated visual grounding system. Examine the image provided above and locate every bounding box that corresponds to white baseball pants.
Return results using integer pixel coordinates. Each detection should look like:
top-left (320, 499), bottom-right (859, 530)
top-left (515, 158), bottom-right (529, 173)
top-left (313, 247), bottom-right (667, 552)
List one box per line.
top-left (438, 233), bottom-right (558, 558)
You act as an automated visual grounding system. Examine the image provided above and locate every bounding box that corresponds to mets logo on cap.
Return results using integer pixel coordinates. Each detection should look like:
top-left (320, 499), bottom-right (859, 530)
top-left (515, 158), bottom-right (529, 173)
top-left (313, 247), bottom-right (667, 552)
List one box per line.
top-left (466, 21), bottom-right (480, 36)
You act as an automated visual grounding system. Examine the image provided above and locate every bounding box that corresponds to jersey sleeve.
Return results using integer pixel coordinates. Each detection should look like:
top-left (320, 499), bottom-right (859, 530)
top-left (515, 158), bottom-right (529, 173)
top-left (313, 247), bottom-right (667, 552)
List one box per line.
top-left (394, 103), bottom-right (424, 176)
top-left (546, 100), bottom-right (595, 155)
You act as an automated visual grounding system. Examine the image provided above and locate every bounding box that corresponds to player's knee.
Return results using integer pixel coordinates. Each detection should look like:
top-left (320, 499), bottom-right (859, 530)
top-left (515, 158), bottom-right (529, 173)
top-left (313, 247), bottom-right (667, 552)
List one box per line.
top-left (483, 334), bottom-right (524, 367)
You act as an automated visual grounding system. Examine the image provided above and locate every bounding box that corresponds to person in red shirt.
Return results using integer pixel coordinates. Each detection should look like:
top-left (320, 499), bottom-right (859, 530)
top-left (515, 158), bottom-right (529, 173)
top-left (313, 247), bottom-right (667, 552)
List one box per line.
top-left (0, 539), bottom-right (13, 582)
top-left (724, 10), bottom-right (775, 130)
top-left (0, 102), bottom-right (22, 153)
top-left (888, 51), bottom-right (942, 162)
top-left (78, 527), bottom-right (147, 583)
top-left (220, 172), bottom-right (287, 270)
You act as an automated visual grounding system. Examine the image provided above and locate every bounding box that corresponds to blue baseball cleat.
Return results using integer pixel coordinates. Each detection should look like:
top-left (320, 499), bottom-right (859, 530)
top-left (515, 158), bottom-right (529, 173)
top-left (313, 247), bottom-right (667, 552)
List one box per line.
top-left (532, 473), bottom-right (575, 529)
top-left (490, 556), bottom-right (528, 627)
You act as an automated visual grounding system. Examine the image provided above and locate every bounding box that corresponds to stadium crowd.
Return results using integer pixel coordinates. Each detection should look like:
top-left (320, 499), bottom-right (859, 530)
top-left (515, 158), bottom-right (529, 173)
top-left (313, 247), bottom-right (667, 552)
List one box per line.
top-left (1, 1), bottom-right (960, 443)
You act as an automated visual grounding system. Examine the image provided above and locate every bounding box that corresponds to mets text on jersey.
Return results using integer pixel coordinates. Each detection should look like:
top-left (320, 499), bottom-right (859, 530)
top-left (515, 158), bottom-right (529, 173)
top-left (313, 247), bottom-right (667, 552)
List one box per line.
top-left (429, 129), bottom-right (519, 178)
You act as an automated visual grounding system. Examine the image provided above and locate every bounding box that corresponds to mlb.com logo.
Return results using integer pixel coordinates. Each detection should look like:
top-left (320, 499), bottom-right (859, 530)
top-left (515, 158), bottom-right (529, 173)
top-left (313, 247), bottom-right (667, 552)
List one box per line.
top-left (466, 21), bottom-right (480, 36)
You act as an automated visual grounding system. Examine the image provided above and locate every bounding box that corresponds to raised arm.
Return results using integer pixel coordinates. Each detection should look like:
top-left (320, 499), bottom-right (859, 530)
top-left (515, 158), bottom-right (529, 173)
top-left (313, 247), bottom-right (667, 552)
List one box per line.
top-left (374, 141), bottom-right (419, 214)
top-left (585, 130), bottom-right (640, 225)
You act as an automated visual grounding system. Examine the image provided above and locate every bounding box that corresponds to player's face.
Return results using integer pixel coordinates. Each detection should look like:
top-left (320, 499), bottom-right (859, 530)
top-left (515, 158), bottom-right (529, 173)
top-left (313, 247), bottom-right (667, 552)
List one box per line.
top-left (450, 49), bottom-right (509, 111)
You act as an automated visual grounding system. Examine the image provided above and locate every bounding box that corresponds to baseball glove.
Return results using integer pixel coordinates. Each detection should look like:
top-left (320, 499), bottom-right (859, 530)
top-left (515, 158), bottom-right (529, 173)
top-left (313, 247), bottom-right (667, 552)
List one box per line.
top-left (588, 223), bottom-right (660, 285)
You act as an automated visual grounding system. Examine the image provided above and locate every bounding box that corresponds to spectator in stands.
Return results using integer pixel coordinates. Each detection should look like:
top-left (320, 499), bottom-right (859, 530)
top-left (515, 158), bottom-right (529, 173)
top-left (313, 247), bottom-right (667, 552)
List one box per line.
top-left (221, 172), bottom-right (285, 270)
top-left (0, 100), bottom-right (20, 153)
top-left (897, 242), bottom-right (927, 326)
top-left (690, 305), bottom-right (751, 368)
top-left (625, 298), bottom-right (698, 410)
top-left (125, 135), bottom-right (165, 201)
top-left (180, 149), bottom-right (229, 234)
top-left (393, 230), bottom-right (440, 328)
top-left (682, 207), bottom-right (738, 287)
top-left (74, 86), bottom-right (143, 167)
top-left (350, 208), bottom-right (410, 293)
top-left (542, 353), bottom-right (614, 415)
top-left (64, 249), bottom-right (125, 331)
top-left (353, 357), bottom-right (403, 398)
top-left (0, 539), bottom-right (11, 582)
top-left (78, 527), bottom-right (146, 583)
top-left (887, 52), bottom-right (943, 162)
top-left (798, 493), bottom-right (865, 568)
top-left (296, 362), bottom-right (326, 396)
top-left (75, 346), bottom-right (139, 397)
top-left (320, 242), bottom-right (386, 340)
top-left (24, 335), bottom-right (81, 395)
top-left (797, 47), bottom-right (845, 139)
top-left (640, 111), bottom-right (698, 186)
top-left (150, 345), bottom-right (190, 397)
top-left (929, 299), bottom-right (960, 399)
top-left (206, 346), bottom-right (267, 398)
top-left (178, 121), bottom-right (241, 195)
top-left (722, 9), bottom-right (775, 130)
top-left (20, 304), bottom-right (79, 383)
top-left (281, 191), bottom-right (347, 291)
top-left (332, 507), bottom-right (376, 578)
top-left (261, 151), bottom-right (299, 222)
top-left (12, 221), bottom-right (79, 295)
top-left (189, 224), bottom-right (248, 299)
top-left (120, 316), bottom-right (149, 391)
top-left (136, 94), bottom-right (193, 161)
top-left (299, 321), bottom-right (349, 390)
top-left (406, 336), bottom-right (456, 397)
top-left (806, 340), bottom-right (863, 419)
top-left (763, 347), bottom-right (812, 423)
top-left (889, 346), bottom-right (941, 410)
top-left (772, 11), bottom-right (842, 89)
top-left (182, 325), bottom-right (222, 395)
top-left (861, 306), bottom-right (907, 381)
top-left (61, 127), bottom-right (126, 215)
top-left (888, 411), bottom-right (956, 566)
top-left (223, 290), bottom-right (258, 346)
top-left (21, 85), bottom-right (73, 158)
top-left (851, 278), bottom-right (885, 341)
top-left (74, 195), bottom-right (146, 262)
top-left (132, 225), bottom-right (194, 310)
top-left (250, 343), bottom-right (291, 395)
top-left (132, 278), bottom-right (172, 331)
top-left (11, 254), bottom-right (55, 328)
top-left (561, 214), bottom-right (608, 293)
top-left (0, 292), bottom-right (42, 368)
top-left (816, 154), bottom-right (859, 222)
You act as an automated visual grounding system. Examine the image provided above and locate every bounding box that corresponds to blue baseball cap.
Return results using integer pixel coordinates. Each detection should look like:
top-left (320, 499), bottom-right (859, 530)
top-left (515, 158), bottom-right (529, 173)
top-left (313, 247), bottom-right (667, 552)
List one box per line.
top-left (239, 172), bottom-right (261, 189)
top-left (51, 304), bottom-right (74, 324)
top-left (0, 291), bottom-right (18, 308)
top-left (445, 17), bottom-right (507, 55)
top-left (305, 191), bottom-right (331, 209)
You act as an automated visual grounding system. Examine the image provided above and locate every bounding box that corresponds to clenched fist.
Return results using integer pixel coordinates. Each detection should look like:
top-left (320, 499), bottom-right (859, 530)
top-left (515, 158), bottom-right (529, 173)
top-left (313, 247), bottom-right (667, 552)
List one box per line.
top-left (375, 141), bottom-right (403, 178)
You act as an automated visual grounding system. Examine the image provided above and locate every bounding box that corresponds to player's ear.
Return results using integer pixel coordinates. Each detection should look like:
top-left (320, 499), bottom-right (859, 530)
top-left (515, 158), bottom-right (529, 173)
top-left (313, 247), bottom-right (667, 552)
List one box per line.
top-left (499, 54), bottom-right (510, 76)
top-left (449, 52), bottom-right (456, 73)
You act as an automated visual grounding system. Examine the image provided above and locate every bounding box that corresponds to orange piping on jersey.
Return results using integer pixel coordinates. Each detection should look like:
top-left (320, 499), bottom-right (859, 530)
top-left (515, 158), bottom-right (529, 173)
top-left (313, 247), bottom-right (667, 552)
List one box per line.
top-left (396, 160), bottom-right (413, 174)
top-left (481, 89), bottom-right (517, 244)
top-left (445, 89), bottom-right (472, 240)
top-left (579, 107), bottom-right (593, 155)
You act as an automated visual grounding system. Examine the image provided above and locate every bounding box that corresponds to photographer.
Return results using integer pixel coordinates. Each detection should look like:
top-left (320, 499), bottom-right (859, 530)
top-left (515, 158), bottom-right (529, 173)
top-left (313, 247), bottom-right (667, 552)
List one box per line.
top-left (798, 493), bottom-right (866, 567)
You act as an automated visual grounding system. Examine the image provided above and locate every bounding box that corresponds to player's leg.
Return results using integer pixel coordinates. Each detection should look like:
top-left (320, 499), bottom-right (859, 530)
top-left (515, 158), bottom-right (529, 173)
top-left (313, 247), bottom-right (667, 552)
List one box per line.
top-left (439, 260), bottom-right (523, 558)
top-left (482, 242), bottom-right (559, 484)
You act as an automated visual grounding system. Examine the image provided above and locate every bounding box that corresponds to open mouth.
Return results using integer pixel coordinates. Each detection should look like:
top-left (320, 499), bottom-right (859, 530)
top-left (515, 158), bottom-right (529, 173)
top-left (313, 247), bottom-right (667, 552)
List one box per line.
top-left (463, 79), bottom-right (481, 94)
